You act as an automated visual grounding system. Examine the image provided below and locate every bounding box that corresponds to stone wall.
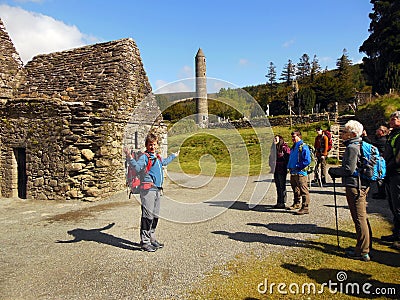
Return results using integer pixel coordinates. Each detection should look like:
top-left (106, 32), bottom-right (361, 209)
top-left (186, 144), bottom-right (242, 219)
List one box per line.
top-left (209, 113), bottom-right (337, 129)
top-left (0, 19), bottom-right (164, 201)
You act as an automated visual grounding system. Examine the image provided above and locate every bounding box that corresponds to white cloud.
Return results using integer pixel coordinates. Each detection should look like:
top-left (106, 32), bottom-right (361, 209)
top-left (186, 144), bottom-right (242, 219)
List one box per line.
top-left (282, 39), bottom-right (295, 48)
top-left (238, 58), bottom-right (249, 66)
top-left (178, 65), bottom-right (193, 79)
top-left (319, 56), bottom-right (333, 69)
top-left (154, 79), bottom-right (194, 94)
top-left (0, 5), bottom-right (99, 64)
top-left (209, 81), bottom-right (231, 94)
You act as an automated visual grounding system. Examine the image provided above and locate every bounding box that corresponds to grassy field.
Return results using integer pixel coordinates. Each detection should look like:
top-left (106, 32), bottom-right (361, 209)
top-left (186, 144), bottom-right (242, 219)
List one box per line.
top-left (167, 127), bottom-right (274, 177)
top-left (188, 215), bottom-right (400, 299)
top-left (167, 121), bottom-right (334, 176)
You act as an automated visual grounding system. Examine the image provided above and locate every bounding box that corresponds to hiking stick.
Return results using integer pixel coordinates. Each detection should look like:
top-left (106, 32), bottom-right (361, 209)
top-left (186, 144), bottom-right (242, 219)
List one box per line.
top-left (332, 178), bottom-right (340, 249)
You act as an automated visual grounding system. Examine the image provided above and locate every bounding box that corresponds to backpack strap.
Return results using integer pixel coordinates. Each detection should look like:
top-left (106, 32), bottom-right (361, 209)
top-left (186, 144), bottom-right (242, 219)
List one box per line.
top-left (297, 142), bottom-right (307, 172)
top-left (144, 152), bottom-right (162, 173)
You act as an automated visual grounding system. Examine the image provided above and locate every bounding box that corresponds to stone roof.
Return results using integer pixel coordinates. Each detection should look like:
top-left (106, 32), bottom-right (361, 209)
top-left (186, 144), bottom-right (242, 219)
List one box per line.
top-left (0, 18), bottom-right (24, 99)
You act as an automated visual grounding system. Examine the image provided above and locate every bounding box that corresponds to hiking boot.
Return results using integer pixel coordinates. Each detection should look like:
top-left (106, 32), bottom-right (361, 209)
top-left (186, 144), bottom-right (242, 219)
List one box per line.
top-left (273, 203), bottom-right (286, 209)
top-left (286, 203), bottom-right (301, 210)
top-left (295, 207), bottom-right (309, 215)
top-left (345, 249), bottom-right (370, 262)
top-left (381, 234), bottom-right (399, 243)
top-left (141, 243), bottom-right (157, 252)
top-left (151, 240), bottom-right (164, 249)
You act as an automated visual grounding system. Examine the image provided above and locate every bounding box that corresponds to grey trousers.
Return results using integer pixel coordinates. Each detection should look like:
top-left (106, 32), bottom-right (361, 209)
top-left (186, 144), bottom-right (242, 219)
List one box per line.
top-left (139, 189), bottom-right (161, 244)
top-left (316, 155), bottom-right (327, 183)
top-left (346, 187), bottom-right (371, 255)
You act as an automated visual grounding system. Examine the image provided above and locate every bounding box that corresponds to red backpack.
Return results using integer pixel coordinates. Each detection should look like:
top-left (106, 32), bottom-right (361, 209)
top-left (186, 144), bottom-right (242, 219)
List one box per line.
top-left (126, 151), bottom-right (161, 197)
top-left (323, 130), bottom-right (333, 152)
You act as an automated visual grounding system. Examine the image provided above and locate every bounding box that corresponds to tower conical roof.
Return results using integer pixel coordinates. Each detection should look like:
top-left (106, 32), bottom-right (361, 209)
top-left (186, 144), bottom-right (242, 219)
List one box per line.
top-left (196, 48), bottom-right (205, 57)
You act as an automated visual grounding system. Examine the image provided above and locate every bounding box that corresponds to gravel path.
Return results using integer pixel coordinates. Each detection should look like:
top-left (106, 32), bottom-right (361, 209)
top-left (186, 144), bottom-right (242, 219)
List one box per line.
top-left (0, 170), bottom-right (391, 299)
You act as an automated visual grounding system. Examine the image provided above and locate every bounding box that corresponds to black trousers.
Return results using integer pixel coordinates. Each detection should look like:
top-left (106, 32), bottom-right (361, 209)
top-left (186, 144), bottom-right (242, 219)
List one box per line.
top-left (274, 171), bottom-right (287, 204)
top-left (385, 174), bottom-right (400, 238)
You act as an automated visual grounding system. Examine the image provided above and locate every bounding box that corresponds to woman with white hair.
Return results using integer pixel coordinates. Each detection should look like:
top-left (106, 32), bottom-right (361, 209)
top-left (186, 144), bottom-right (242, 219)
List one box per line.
top-left (328, 120), bottom-right (372, 262)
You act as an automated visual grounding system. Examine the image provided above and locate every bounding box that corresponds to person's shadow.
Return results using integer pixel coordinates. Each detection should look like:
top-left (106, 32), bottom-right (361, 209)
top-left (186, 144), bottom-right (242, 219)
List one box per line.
top-left (282, 264), bottom-right (400, 299)
top-left (56, 223), bottom-right (141, 251)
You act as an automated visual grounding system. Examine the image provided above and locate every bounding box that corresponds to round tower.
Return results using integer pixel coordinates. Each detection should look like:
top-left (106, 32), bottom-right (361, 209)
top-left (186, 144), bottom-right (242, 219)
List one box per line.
top-left (195, 48), bottom-right (208, 128)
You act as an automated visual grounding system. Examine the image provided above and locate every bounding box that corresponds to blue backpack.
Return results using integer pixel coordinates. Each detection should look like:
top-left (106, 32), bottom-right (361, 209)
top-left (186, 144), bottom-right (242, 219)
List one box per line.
top-left (353, 141), bottom-right (386, 181)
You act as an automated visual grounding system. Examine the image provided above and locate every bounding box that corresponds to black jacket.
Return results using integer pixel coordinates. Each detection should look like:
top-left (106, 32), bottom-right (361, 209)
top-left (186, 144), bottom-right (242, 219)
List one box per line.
top-left (384, 127), bottom-right (400, 176)
top-left (372, 135), bottom-right (387, 157)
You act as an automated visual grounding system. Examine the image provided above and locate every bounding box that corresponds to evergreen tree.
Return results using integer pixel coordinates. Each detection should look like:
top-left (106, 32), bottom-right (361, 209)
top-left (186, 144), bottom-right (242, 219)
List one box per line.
top-left (296, 53), bottom-right (311, 82)
top-left (359, 0), bottom-right (400, 94)
top-left (310, 55), bottom-right (321, 82)
top-left (335, 49), bottom-right (354, 102)
top-left (280, 59), bottom-right (296, 86)
top-left (313, 70), bottom-right (340, 112)
top-left (298, 87), bottom-right (316, 114)
top-left (265, 61), bottom-right (277, 101)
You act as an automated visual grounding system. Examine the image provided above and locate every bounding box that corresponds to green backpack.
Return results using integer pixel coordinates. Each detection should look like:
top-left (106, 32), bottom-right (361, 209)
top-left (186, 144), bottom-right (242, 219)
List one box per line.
top-left (298, 143), bottom-right (316, 174)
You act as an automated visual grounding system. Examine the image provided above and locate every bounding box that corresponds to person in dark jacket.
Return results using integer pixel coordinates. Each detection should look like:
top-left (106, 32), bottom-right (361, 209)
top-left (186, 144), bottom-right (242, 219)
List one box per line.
top-left (270, 135), bottom-right (291, 209)
top-left (329, 120), bottom-right (371, 262)
top-left (381, 111), bottom-right (400, 250)
top-left (372, 125), bottom-right (389, 199)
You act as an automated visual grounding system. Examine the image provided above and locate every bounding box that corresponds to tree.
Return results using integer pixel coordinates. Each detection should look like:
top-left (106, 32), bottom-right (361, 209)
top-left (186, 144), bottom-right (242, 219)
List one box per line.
top-left (313, 70), bottom-right (340, 112)
top-left (280, 59), bottom-right (296, 86)
top-left (296, 53), bottom-right (311, 82)
top-left (335, 49), bottom-right (354, 102)
top-left (359, 0), bottom-right (400, 94)
top-left (265, 61), bottom-right (277, 104)
top-left (298, 87), bottom-right (316, 114)
top-left (310, 55), bottom-right (321, 82)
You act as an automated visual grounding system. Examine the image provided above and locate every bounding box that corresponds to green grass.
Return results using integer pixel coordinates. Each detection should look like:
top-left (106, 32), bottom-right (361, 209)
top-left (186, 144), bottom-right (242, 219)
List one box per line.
top-left (167, 127), bottom-right (274, 176)
top-left (359, 94), bottom-right (400, 118)
top-left (188, 216), bottom-right (400, 299)
top-left (167, 122), bottom-right (336, 176)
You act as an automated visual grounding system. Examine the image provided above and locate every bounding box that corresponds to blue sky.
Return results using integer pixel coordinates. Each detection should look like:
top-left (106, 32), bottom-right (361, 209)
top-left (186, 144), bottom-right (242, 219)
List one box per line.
top-left (0, 0), bottom-right (373, 93)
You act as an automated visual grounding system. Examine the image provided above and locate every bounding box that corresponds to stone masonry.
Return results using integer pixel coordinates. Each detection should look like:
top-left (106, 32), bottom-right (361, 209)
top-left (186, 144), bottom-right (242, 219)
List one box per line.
top-left (0, 18), bottom-right (164, 201)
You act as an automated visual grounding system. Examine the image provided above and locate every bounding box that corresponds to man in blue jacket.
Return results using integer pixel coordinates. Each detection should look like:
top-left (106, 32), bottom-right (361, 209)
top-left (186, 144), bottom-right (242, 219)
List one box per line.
top-left (286, 130), bottom-right (311, 215)
top-left (125, 133), bottom-right (179, 252)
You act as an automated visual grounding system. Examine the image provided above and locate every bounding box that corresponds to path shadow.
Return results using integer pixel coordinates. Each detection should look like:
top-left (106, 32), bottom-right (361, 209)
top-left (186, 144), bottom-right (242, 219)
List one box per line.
top-left (309, 189), bottom-right (346, 196)
top-left (249, 222), bottom-right (354, 239)
top-left (212, 228), bottom-right (400, 268)
top-left (253, 179), bottom-right (274, 183)
top-left (282, 264), bottom-right (399, 298)
top-left (207, 200), bottom-right (296, 214)
top-left (56, 223), bottom-right (141, 251)
top-left (248, 222), bottom-right (398, 254)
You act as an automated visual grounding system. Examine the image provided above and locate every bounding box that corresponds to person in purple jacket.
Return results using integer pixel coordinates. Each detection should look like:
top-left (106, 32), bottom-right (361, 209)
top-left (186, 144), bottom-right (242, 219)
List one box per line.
top-left (270, 135), bottom-right (291, 209)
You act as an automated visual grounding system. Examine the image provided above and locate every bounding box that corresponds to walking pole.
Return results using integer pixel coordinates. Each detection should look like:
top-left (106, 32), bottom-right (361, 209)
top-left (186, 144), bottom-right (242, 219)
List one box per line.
top-left (332, 178), bottom-right (340, 249)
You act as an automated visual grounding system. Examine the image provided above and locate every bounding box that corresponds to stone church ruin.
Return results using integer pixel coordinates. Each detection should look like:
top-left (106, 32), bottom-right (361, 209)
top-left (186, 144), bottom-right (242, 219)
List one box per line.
top-left (0, 18), bottom-right (164, 201)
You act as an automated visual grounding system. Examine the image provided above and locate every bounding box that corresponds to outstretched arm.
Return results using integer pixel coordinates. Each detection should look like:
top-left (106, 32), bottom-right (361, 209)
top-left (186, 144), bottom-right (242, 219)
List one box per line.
top-left (162, 150), bottom-right (179, 166)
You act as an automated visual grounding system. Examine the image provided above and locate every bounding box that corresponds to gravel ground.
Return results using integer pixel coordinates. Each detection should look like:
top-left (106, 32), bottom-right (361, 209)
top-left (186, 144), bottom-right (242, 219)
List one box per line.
top-left (0, 170), bottom-right (392, 300)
